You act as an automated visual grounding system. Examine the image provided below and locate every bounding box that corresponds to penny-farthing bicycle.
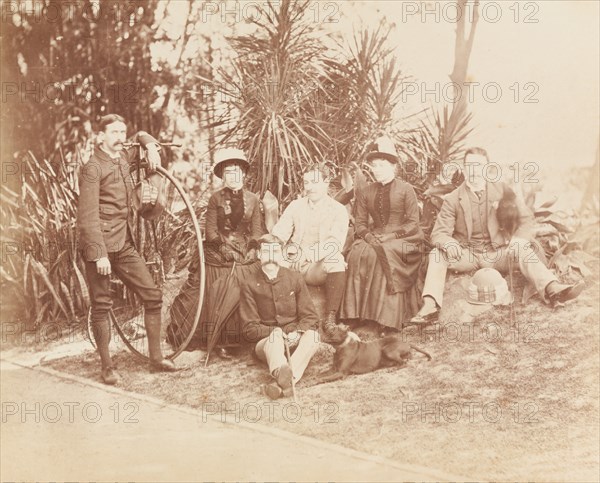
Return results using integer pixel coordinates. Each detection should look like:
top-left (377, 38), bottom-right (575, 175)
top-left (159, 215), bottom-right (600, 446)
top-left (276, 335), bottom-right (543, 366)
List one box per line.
top-left (86, 142), bottom-right (205, 360)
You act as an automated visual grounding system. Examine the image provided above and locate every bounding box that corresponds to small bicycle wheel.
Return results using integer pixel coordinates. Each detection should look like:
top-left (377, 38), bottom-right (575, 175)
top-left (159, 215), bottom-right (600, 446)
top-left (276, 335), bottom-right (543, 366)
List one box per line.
top-left (111, 165), bottom-right (205, 360)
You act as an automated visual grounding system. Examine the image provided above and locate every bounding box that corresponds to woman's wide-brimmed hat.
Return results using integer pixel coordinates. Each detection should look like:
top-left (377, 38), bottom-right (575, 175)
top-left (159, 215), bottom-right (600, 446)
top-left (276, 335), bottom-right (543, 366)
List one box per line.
top-left (365, 136), bottom-right (399, 164)
top-left (212, 148), bottom-right (250, 179)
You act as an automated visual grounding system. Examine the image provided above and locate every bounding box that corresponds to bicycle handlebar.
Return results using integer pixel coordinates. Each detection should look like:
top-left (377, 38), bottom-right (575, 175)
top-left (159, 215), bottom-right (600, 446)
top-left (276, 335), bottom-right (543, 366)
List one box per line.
top-left (123, 142), bottom-right (182, 148)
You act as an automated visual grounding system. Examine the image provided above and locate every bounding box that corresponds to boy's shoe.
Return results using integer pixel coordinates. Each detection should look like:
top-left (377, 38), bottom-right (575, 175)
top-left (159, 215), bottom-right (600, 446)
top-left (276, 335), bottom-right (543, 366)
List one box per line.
top-left (273, 364), bottom-right (293, 390)
top-left (262, 382), bottom-right (293, 400)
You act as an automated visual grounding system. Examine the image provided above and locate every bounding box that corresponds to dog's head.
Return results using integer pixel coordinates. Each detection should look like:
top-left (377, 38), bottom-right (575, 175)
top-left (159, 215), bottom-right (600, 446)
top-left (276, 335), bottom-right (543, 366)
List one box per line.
top-left (327, 324), bottom-right (362, 347)
top-left (339, 331), bottom-right (361, 348)
top-left (324, 322), bottom-right (351, 345)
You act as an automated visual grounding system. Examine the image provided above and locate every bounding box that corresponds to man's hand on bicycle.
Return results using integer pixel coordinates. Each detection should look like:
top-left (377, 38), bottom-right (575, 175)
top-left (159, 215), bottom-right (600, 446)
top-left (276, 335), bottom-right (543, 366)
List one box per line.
top-left (145, 144), bottom-right (161, 171)
top-left (96, 257), bottom-right (111, 276)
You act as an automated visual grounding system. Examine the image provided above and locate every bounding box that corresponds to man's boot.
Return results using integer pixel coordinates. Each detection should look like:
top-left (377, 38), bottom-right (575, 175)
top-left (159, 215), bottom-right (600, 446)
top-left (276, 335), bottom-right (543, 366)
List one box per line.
top-left (322, 271), bottom-right (347, 338)
top-left (91, 313), bottom-right (119, 385)
top-left (322, 310), bottom-right (339, 337)
top-left (145, 311), bottom-right (178, 372)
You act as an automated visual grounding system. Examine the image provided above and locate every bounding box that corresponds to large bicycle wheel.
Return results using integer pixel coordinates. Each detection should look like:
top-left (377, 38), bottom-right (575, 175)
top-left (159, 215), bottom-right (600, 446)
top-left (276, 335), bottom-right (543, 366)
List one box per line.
top-left (111, 165), bottom-right (205, 360)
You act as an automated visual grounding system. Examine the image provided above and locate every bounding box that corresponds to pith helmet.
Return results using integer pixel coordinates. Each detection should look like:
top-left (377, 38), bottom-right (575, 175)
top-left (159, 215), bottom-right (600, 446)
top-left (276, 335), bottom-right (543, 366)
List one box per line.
top-left (366, 136), bottom-right (399, 164)
top-left (467, 268), bottom-right (512, 305)
top-left (213, 148), bottom-right (250, 179)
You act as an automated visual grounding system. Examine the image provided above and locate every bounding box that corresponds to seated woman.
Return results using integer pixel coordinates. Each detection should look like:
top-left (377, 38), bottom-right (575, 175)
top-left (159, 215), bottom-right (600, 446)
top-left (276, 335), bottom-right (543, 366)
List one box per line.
top-left (340, 136), bottom-right (424, 332)
top-left (168, 148), bottom-right (264, 355)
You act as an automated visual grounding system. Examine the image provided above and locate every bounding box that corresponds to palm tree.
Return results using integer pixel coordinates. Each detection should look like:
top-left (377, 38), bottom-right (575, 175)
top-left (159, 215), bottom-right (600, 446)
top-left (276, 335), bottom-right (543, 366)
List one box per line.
top-left (206, 2), bottom-right (410, 204)
top-left (206, 0), bottom-right (330, 203)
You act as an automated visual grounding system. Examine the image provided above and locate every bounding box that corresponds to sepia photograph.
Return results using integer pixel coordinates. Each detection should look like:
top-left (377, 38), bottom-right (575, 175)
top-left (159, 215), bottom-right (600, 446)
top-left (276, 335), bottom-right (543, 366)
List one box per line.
top-left (1, 0), bottom-right (598, 481)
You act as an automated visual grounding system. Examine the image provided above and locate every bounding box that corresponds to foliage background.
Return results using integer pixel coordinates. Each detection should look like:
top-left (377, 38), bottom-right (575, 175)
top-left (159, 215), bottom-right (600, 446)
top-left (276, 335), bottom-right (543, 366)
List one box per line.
top-left (1, 0), bottom-right (597, 331)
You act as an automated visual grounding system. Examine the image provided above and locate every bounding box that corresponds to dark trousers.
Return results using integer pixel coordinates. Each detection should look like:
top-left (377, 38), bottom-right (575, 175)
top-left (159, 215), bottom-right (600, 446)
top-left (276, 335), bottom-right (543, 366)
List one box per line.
top-left (85, 241), bottom-right (162, 324)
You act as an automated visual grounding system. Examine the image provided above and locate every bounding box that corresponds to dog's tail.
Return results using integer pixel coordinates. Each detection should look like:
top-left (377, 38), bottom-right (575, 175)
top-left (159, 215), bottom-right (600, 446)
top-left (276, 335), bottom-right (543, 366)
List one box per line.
top-left (410, 345), bottom-right (432, 360)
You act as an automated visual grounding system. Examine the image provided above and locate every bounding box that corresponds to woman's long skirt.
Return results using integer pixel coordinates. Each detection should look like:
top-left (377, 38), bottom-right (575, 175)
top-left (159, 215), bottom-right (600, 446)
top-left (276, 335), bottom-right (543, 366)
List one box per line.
top-left (340, 238), bottom-right (423, 330)
top-left (167, 260), bottom-right (260, 349)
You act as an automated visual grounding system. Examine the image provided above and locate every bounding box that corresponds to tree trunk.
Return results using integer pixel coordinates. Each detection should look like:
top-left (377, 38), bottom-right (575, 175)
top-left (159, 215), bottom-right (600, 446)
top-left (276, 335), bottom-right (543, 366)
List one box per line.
top-left (445, 0), bottom-right (480, 160)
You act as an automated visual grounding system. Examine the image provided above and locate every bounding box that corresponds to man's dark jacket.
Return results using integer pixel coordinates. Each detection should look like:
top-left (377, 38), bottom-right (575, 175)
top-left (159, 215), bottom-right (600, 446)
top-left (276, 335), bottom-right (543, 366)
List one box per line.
top-left (77, 132), bottom-right (158, 261)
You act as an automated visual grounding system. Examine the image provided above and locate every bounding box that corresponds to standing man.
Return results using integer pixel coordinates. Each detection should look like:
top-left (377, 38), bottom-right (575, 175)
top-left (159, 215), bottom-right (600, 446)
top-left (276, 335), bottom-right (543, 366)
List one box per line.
top-left (271, 163), bottom-right (349, 335)
top-left (78, 114), bottom-right (178, 385)
top-left (410, 147), bottom-right (584, 325)
top-left (240, 234), bottom-right (321, 400)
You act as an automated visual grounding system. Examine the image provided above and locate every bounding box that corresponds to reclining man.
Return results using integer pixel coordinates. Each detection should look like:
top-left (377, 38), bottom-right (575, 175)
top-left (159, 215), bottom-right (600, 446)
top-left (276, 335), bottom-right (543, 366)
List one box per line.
top-left (78, 114), bottom-right (178, 385)
top-left (410, 147), bottom-right (584, 325)
top-left (240, 234), bottom-right (321, 400)
top-left (271, 163), bottom-right (349, 336)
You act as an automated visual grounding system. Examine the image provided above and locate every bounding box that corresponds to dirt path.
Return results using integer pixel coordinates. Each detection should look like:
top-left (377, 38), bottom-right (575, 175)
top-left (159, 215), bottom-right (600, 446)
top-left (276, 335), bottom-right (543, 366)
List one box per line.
top-left (1, 359), bottom-right (465, 482)
top-left (4, 273), bottom-right (599, 481)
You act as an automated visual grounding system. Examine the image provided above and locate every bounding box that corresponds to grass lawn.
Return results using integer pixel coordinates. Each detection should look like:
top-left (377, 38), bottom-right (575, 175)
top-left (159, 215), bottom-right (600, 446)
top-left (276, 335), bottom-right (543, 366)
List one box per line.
top-left (48, 270), bottom-right (599, 481)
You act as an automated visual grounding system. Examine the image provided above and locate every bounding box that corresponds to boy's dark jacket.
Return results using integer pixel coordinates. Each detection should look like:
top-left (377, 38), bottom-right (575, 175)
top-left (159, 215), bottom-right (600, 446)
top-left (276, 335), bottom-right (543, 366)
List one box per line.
top-left (239, 266), bottom-right (319, 342)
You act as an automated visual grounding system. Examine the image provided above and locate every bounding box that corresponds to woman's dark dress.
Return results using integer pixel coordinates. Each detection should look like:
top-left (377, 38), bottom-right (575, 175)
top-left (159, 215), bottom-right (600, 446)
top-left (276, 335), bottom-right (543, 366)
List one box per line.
top-left (340, 178), bottom-right (424, 329)
top-left (168, 187), bottom-right (264, 348)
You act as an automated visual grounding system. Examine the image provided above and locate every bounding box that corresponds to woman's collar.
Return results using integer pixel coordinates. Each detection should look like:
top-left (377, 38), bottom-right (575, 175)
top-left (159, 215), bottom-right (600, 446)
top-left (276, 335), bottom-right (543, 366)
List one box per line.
top-left (223, 186), bottom-right (243, 196)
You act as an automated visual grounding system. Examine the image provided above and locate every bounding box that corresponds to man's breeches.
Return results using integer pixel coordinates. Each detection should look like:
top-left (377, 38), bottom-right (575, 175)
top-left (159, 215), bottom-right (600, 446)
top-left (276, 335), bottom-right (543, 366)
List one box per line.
top-left (84, 241), bottom-right (162, 323)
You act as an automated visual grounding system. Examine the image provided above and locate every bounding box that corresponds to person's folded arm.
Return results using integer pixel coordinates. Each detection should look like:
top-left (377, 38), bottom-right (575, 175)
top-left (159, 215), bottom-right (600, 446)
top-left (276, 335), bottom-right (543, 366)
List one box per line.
top-left (135, 131), bottom-right (161, 151)
top-left (124, 131), bottom-right (161, 165)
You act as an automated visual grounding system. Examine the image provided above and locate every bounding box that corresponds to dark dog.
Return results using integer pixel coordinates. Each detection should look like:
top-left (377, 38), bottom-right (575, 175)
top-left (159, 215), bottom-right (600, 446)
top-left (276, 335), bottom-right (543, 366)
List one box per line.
top-left (318, 329), bottom-right (432, 384)
top-left (496, 186), bottom-right (520, 237)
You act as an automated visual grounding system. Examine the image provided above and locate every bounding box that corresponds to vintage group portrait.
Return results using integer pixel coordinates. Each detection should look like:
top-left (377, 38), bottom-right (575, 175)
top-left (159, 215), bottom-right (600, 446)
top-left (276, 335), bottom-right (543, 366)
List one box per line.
top-left (1, 1), bottom-right (598, 481)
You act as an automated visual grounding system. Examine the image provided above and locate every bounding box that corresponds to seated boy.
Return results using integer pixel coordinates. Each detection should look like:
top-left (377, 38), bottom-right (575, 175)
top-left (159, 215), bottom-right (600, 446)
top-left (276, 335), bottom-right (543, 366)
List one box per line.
top-left (240, 234), bottom-right (321, 399)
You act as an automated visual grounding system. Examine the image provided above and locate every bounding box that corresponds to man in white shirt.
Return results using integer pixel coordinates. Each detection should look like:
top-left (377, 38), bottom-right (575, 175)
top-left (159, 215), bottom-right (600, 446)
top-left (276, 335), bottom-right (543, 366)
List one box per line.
top-left (272, 163), bottom-right (349, 335)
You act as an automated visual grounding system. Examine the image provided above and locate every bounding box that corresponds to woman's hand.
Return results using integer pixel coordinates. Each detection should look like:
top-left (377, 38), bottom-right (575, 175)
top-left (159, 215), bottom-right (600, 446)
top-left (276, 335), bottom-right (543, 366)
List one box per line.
top-left (363, 233), bottom-right (380, 245)
top-left (375, 233), bottom-right (396, 243)
top-left (244, 248), bottom-right (257, 262)
top-left (220, 245), bottom-right (236, 262)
